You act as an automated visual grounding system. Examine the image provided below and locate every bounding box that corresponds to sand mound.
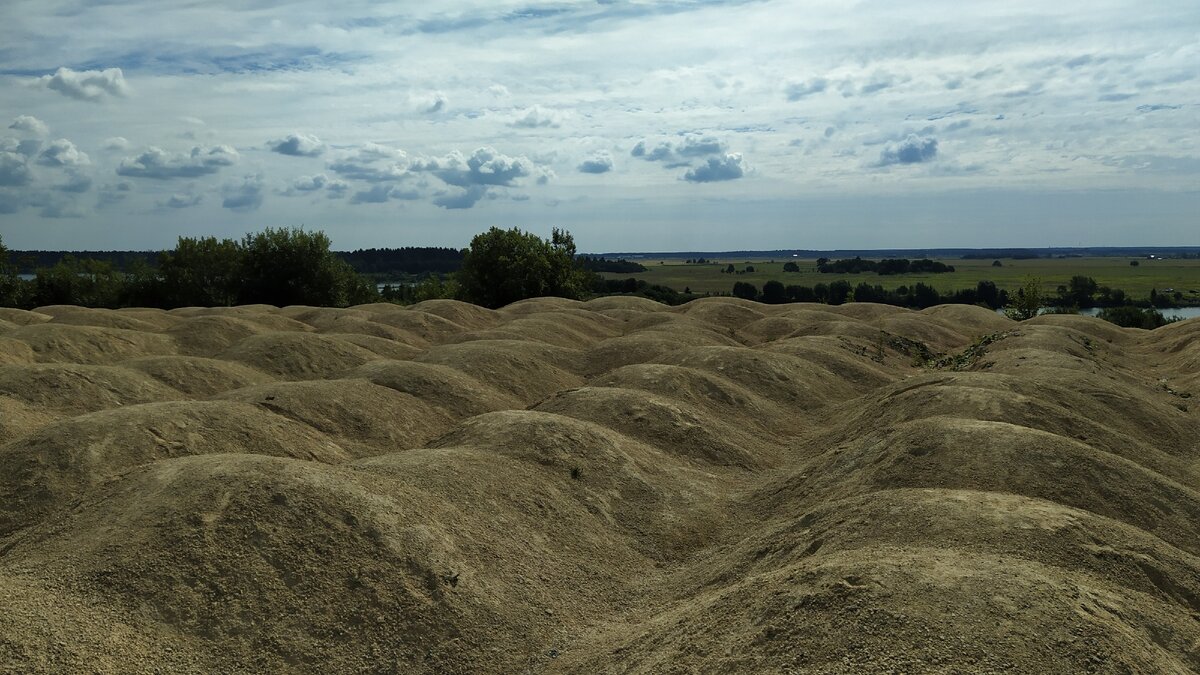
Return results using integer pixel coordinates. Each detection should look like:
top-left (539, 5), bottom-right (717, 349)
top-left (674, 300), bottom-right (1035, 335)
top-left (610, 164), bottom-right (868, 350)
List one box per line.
top-left (408, 299), bottom-right (503, 330)
top-left (535, 386), bottom-right (772, 468)
top-left (0, 363), bottom-right (183, 414)
top-left (0, 308), bottom-right (52, 325)
top-left (220, 332), bottom-right (381, 380)
top-left (672, 297), bottom-right (768, 331)
top-left (351, 359), bottom-right (520, 419)
top-left (217, 379), bottom-right (455, 456)
top-left (0, 400), bottom-right (350, 537)
top-left (8, 323), bottom-right (177, 364)
top-left (1, 300), bottom-right (1197, 673)
top-left (123, 355), bottom-right (276, 396)
top-left (416, 340), bottom-right (584, 403)
top-left (583, 295), bottom-right (671, 312)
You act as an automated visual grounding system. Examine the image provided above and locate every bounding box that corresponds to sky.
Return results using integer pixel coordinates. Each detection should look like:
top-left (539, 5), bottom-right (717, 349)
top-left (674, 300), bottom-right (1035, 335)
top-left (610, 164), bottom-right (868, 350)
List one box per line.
top-left (0, 0), bottom-right (1197, 252)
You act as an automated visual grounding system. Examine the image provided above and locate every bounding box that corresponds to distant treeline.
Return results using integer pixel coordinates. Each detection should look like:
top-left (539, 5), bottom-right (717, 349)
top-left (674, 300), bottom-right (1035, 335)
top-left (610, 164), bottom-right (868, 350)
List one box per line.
top-left (576, 256), bottom-right (648, 273)
top-left (7, 248), bottom-right (648, 277)
top-left (960, 249), bottom-right (1042, 260)
top-left (6, 250), bottom-right (158, 273)
top-left (338, 247), bottom-right (464, 275)
top-left (730, 280), bottom-right (1007, 309)
top-left (816, 257), bottom-right (955, 275)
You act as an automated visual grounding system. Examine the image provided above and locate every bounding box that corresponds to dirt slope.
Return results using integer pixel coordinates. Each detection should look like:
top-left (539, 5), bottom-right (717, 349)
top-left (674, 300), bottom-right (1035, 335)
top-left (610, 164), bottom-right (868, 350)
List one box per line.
top-left (0, 299), bottom-right (1197, 674)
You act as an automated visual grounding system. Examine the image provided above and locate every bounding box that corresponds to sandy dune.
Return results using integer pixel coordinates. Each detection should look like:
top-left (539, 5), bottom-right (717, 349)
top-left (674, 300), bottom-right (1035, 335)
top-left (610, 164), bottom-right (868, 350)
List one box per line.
top-left (0, 298), bottom-right (1197, 673)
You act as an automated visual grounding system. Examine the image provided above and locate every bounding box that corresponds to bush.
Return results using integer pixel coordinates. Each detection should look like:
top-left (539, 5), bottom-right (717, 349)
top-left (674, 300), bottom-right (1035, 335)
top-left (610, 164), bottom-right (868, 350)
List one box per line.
top-left (457, 227), bottom-right (590, 309)
top-left (1097, 306), bottom-right (1175, 329)
top-left (238, 227), bottom-right (376, 307)
top-left (731, 281), bottom-right (758, 300)
top-left (1005, 277), bottom-right (1043, 321)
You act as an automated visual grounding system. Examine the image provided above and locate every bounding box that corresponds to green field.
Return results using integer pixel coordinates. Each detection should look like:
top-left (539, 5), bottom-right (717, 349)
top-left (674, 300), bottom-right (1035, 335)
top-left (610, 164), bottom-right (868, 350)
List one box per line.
top-left (602, 256), bottom-right (1200, 304)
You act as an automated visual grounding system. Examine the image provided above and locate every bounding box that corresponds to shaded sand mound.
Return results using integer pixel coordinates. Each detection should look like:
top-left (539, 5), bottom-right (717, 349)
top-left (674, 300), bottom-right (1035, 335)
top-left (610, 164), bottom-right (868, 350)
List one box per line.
top-left (0, 298), bottom-right (1197, 674)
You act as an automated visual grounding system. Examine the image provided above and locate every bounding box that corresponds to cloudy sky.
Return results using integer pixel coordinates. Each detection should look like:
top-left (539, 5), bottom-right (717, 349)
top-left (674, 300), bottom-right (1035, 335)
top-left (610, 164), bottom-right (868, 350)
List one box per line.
top-left (0, 0), bottom-right (1197, 252)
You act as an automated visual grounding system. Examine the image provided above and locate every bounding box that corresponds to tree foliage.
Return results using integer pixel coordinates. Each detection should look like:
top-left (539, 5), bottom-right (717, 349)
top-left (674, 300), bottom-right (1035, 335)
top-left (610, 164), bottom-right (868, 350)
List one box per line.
top-left (1006, 277), bottom-right (1043, 320)
top-left (1097, 306), bottom-right (1176, 329)
top-left (456, 227), bottom-right (590, 308)
top-left (237, 228), bottom-right (376, 307)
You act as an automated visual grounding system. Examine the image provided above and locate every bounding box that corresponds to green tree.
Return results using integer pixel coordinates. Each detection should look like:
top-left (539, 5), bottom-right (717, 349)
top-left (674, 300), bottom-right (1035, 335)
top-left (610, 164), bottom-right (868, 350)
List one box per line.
top-left (827, 280), bottom-right (852, 305)
top-left (456, 227), bottom-right (589, 308)
top-left (761, 280), bottom-right (787, 304)
top-left (782, 261), bottom-right (800, 273)
top-left (0, 235), bottom-right (25, 307)
top-left (33, 256), bottom-right (125, 308)
top-left (1097, 306), bottom-right (1173, 329)
top-left (731, 281), bottom-right (758, 300)
top-left (1065, 275), bottom-right (1098, 308)
top-left (238, 227), bottom-right (377, 307)
top-left (159, 235), bottom-right (243, 307)
top-left (1006, 277), bottom-right (1043, 320)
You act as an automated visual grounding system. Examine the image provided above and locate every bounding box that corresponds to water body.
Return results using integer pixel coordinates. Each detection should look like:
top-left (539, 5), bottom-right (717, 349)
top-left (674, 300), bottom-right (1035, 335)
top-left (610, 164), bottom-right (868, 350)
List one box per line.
top-left (996, 306), bottom-right (1200, 321)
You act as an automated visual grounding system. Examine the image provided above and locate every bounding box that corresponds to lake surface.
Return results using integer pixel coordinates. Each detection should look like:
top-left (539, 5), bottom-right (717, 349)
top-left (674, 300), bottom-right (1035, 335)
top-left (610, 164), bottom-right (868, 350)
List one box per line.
top-left (996, 306), bottom-right (1200, 321)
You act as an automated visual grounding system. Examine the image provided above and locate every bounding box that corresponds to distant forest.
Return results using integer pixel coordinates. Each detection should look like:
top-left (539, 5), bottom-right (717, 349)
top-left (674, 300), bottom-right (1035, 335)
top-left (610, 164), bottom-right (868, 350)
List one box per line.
top-left (6, 248), bottom-right (647, 276)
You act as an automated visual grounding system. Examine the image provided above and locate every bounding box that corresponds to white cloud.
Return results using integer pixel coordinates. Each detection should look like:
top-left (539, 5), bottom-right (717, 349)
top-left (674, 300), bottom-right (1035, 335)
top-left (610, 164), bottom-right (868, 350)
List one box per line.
top-left (0, 153), bottom-right (33, 187)
top-left (117, 145), bottom-right (239, 179)
top-left (56, 170), bottom-right (93, 194)
top-left (684, 153), bottom-right (747, 182)
top-left (510, 105), bottom-right (563, 128)
top-left (578, 151), bottom-right (614, 174)
top-left (8, 116), bottom-right (49, 137)
top-left (35, 67), bottom-right (130, 102)
top-left (631, 135), bottom-right (729, 164)
top-left (38, 139), bottom-right (90, 167)
top-left (876, 135), bottom-right (939, 167)
top-left (102, 137), bottom-right (131, 151)
top-left (414, 92), bottom-right (448, 114)
top-left (268, 133), bottom-right (325, 157)
top-left (164, 192), bottom-right (203, 209)
top-left (784, 78), bottom-right (827, 101)
top-left (222, 175), bottom-right (264, 212)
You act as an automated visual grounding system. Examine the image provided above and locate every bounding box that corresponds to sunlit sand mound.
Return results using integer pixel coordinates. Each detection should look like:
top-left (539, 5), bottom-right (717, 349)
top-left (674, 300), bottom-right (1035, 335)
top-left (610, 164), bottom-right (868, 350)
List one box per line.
top-left (0, 400), bottom-right (351, 537)
top-left (0, 396), bottom-right (58, 441)
top-left (0, 455), bottom-right (518, 672)
top-left (535, 386), bottom-right (774, 468)
top-left (28, 306), bottom-right (175, 332)
top-left (124, 355), bottom-right (276, 396)
top-left (0, 300), bottom-right (1196, 674)
top-left (8, 322), bottom-right (177, 364)
top-left (0, 336), bottom-right (35, 364)
top-left (217, 379), bottom-right (455, 456)
top-left (671, 296), bottom-right (768, 331)
top-left (281, 307), bottom-right (430, 345)
top-left (772, 416), bottom-right (1200, 554)
top-left (220, 332), bottom-right (381, 379)
top-left (427, 409), bottom-right (730, 557)
top-left (0, 307), bottom-right (52, 325)
top-left (0, 362), bottom-right (183, 414)
top-left (408, 298), bottom-right (503, 330)
top-left (920, 303), bottom-right (1015, 333)
top-left (555, 546), bottom-right (1199, 674)
top-left (758, 335), bottom-right (900, 390)
top-left (581, 326), bottom-right (741, 375)
top-left (368, 308), bottom-right (470, 343)
top-left (650, 345), bottom-right (858, 409)
top-left (498, 296), bottom-right (587, 315)
top-left (592, 363), bottom-right (785, 432)
top-left (415, 339), bottom-right (584, 402)
top-left (351, 359), bottom-right (521, 418)
top-left (584, 295), bottom-right (672, 312)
